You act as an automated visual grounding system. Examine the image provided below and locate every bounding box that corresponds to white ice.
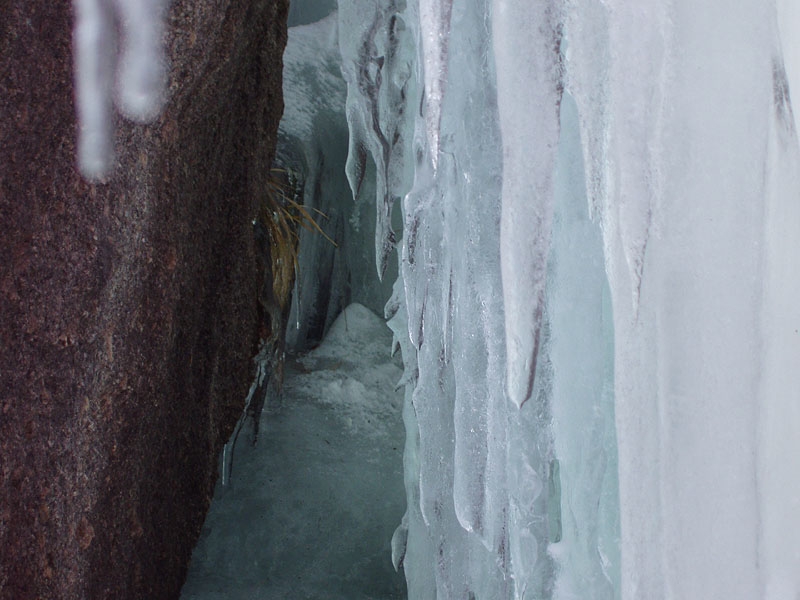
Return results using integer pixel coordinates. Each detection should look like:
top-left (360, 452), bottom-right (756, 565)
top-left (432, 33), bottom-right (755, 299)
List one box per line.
top-left (494, 0), bottom-right (563, 410)
top-left (370, 0), bottom-right (800, 598)
top-left (563, 3), bottom-right (800, 597)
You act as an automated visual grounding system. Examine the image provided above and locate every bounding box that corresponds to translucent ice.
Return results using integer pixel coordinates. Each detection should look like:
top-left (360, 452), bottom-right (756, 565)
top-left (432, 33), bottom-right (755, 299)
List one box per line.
top-left (493, 0), bottom-right (563, 409)
top-left (344, 0), bottom-right (800, 598)
top-left (338, 0), bottom-right (416, 279)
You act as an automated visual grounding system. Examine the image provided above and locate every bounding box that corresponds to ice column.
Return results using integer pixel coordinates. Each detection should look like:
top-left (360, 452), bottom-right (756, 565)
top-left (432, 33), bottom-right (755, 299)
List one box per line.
top-left (565, 1), bottom-right (800, 598)
top-left (494, 0), bottom-right (563, 410)
top-left (341, 0), bottom-right (563, 595)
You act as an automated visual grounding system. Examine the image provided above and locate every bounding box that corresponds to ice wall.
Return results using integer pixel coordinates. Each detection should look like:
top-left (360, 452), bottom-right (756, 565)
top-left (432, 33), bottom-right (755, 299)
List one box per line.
top-left (565, 3), bottom-right (800, 597)
top-left (338, 0), bottom-right (562, 596)
top-left (279, 13), bottom-right (350, 348)
top-left (278, 13), bottom-right (397, 350)
top-left (339, 0), bottom-right (800, 598)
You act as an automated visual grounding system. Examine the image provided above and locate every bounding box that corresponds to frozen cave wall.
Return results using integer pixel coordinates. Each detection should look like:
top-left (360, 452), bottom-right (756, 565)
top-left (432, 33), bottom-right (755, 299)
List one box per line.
top-left (0, 2), bottom-right (287, 598)
top-left (278, 10), bottom-right (400, 351)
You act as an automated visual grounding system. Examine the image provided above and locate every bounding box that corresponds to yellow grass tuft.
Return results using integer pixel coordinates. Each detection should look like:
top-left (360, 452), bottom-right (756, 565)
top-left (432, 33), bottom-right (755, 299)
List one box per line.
top-left (256, 168), bottom-right (336, 313)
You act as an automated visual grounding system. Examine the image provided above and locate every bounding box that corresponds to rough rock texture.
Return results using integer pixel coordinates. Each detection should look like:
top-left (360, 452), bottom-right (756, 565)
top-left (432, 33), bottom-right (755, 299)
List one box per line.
top-left (0, 1), bottom-right (288, 598)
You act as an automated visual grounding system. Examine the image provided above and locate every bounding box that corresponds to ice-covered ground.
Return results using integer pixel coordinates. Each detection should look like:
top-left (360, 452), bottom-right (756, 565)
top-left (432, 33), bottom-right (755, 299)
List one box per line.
top-left (180, 304), bottom-right (407, 600)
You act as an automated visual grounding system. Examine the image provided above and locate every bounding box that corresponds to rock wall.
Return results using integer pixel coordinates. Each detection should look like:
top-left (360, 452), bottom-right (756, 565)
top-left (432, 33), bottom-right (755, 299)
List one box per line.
top-left (0, 1), bottom-right (288, 597)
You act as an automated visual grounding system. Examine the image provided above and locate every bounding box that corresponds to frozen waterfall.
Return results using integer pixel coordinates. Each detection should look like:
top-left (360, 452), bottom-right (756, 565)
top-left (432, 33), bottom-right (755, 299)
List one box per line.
top-left (74, 0), bottom-right (800, 598)
top-left (333, 0), bottom-right (800, 598)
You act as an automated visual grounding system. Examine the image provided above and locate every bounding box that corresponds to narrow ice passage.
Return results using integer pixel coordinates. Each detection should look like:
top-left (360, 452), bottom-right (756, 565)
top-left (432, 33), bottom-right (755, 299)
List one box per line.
top-left (328, 0), bottom-right (800, 598)
top-left (83, 0), bottom-right (800, 597)
top-left (180, 305), bottom-right (407, 600)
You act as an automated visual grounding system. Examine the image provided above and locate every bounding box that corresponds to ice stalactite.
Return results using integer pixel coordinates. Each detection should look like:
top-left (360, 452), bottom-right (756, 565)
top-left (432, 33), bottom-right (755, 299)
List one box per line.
top-left (338, 0), bottom-right (416, 279)
top-left (73, 0), bottom-right (167, 179)
top-left (564, 3), bottom-right (670, 595)
top-left (417, 0), bottom-right (452, 170)
top-left (340, 0), bottom-right (560, 595)
top-left (279, 8), bottom-right (412, 351)
top-left (336, 0), bottom-right (800, 597)
top-left (494, 0), bottom-right (564, 409)
top-left (73, 0), bottom-right (116, 178)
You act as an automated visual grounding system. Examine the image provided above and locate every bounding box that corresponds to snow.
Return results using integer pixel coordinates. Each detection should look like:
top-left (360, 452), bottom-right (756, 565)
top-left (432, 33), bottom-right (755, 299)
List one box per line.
top-left (180, 304), bottom-right (407, 600)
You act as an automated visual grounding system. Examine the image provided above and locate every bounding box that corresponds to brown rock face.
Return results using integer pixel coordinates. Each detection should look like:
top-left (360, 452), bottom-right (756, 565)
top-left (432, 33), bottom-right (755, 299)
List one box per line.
top-left (0, 1), bottom-right (288, 598)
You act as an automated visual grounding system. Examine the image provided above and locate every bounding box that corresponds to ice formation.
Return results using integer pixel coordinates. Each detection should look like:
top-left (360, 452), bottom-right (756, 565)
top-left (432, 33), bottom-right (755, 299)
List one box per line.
top-left (73, 0), bottom-right (167, 178)
top-left (277, 10), bottom-right (402, 351)
top-left (75, 1), bottom-right (800, 597)
top-left (336, 0), bottom-right (800, 598)
top-left (181, 304), bottom-right (407, 600)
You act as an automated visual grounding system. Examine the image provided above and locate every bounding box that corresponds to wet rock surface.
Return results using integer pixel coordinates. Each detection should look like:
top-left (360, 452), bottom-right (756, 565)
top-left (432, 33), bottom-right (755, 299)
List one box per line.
top-left (0, 1), bottom-right (287, 597)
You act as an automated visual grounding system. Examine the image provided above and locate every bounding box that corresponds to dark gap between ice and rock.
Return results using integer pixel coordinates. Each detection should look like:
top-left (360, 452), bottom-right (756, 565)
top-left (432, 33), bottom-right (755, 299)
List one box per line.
top-left (180, 304), bottom-right (408, 600)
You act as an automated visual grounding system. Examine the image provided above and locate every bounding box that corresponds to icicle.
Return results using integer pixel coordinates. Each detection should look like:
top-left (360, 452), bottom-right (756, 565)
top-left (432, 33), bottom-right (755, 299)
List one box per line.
top-left (113, 0), bottom-right (168, 122)
top-left (72, 0), bottom-right (167, 179)
top-left (391, 512), bottom-right (409, 571)
top-left (73, 0), bottom-right (116, 179)
top-left (418, 0), bottom-right (453, 170)
top-left (494, 0), bottom-right (564, 408)
top-left (338, 1), bottom-right (415, 279)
